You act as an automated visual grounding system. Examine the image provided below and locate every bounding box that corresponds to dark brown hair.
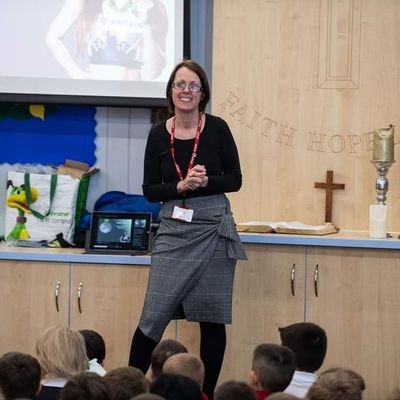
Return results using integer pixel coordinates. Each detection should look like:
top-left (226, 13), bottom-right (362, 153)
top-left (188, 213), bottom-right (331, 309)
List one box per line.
top-left (104, 366), bottom-right (149, 400)
top-left (279, 322), bottom-right (327, 372)
top-left (252, 343), bottom-right (296, 393)
top-left (151, 339), bottom-right (188, 381)
top-left (215, 381), bottom-right (257, 400)
top-left (0, 352), bottom-right (41, 400)
top-left (79, 329), bottom-right (106, 364)
top-left (60, 372), bottom-right (111, 400)
top-left (166, 59), bottom-right (210, 113)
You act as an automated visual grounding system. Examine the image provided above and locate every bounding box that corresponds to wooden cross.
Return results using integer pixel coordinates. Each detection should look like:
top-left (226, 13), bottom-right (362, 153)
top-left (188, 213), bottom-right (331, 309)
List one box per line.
top-left (314, 170), bottom-right (345, 223)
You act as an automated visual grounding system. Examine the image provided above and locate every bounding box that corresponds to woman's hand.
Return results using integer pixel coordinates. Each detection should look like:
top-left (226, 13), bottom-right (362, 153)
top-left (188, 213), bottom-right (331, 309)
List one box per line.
top-left (177, 164), bottom-right (208, 193)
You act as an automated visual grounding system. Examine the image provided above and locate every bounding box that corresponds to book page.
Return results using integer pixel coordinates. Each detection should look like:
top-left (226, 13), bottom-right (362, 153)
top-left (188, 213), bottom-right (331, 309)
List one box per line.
top-left (236, 221), bottom-right (339, 235)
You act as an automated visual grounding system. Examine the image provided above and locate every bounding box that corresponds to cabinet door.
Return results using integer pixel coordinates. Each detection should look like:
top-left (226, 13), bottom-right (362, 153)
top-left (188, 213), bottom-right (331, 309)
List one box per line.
top-left (0, 261), bottom-right (69, 355)
top-left (306, 247), bottom-right (400, 400)
top-left (69, 263), bottom-right (176, 370)
top-left (176, 244), bottom-right (306, 383)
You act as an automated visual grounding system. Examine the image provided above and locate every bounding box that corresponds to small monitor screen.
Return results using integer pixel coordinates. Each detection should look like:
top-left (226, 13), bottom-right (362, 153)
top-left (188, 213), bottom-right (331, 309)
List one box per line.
top-left (88, 211), bottom-right (151, 252)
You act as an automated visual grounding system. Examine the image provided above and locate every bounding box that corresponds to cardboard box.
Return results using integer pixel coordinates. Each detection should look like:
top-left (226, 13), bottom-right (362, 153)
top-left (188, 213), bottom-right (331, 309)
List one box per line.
top-left (57, 159), bottom-right (99, 179)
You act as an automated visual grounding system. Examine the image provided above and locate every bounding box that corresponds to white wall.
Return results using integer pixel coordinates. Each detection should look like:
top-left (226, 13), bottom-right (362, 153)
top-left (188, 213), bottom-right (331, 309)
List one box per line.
top-left (87, 107), bottom-right (151, 209)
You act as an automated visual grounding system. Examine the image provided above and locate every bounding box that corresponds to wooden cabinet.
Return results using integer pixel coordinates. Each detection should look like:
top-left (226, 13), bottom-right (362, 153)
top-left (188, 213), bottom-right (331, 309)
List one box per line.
top-left (1, 243), bottom-right (400, 400)
top-left (69, 263), bottom-right (150, 369)
top-left (177, 244), bottom-right (306, 383)
top-left (306, 247), bottom-right (400, 400)
top-left (0, 260), bottom-right (175, 370)
top-left (0, 261), bottom-right (69, 356)
top-left (187, 244), bottom-right (400, 400)
top-left (219, 244), bottom-right (306, 382)
top-left (69, 263), bottom-right (176, 369)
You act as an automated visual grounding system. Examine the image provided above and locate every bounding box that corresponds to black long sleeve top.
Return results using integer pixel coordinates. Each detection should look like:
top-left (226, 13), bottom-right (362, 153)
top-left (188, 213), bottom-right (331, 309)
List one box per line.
top-left (142, 114), bottom-right (242, 202)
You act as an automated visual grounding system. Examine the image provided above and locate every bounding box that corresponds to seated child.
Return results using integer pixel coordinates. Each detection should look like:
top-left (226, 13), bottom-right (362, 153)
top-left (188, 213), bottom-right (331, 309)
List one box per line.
top-left (0, 351), bottom-right (42, 400)
top-left (60, 371), bottom-right (111, 400)
top-left (305, 367), bottom-right (365, 400)
top-left (215, 380), bottom-right (257, 400)
top-left (162, 353), bottom-right (207, 399)
top-left (104, 366), bottom-right (149, 400)
top-left (279, 322), bottom-right (327, 398)
top-left (79, 329), bottom-right (107, 376)
top-left (248, 343), bottom-right (296, 400)
top-left (150, 373), bottom-right (202, 400)
top-left (150, 338), bottom-right (188, 381)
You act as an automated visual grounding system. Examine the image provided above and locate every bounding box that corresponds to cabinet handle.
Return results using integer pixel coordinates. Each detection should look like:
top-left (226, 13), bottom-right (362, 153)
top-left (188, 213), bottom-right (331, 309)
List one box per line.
top-left (314, 264), bottom-right (319, 297)
top-left (291, 264), bottom-right (296, 296)
top-left (55, 280), bottom-right (61, 312)
top-left (77, 282), bottom-right (83, 314)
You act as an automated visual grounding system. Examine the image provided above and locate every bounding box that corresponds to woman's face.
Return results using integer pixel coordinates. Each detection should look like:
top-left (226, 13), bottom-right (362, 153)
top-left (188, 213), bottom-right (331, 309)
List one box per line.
top-left (171, 67), bottom-right (203, 113)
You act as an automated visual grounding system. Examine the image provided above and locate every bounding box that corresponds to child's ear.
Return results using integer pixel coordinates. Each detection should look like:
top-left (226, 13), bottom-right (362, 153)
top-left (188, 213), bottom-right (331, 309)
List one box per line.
top-left (248, 369), bottom-right (258, 386)
top-left (35, 383), bottom-right (42, 396)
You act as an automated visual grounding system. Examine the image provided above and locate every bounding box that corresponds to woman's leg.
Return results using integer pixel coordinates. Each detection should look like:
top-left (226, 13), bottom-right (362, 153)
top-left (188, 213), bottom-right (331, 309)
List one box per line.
top-left (128, 326), bottom-right (159, 373)
top-left (200, 322), bottom-right (227, 400)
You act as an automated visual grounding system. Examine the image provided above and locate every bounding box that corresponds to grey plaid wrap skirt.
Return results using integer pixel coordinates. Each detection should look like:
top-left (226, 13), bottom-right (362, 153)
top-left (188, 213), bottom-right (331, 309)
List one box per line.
top-left (138, 194), bottom-right (247, 341)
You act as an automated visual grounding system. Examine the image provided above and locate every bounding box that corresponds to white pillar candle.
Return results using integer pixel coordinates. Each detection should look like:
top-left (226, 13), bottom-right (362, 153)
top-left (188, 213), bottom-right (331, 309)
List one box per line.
top-left (372, 125), bottom-right (394, 162)
top-left (369, 204), bottom-right (387, 239)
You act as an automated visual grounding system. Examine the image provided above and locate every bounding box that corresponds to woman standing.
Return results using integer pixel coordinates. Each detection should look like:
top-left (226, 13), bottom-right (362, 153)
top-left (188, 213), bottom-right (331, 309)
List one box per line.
top-left (129, 59), bottom-right (246, 399)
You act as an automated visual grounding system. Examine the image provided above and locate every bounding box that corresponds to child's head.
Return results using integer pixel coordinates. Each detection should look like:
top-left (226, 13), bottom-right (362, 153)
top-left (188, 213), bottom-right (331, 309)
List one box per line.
top-left (305, 367), bottom-right (365, 400)
top-left (279, 322), bottom-right (327, 373)
top-left (79, 329), bottom-right (106, 365)
top-left (35, 325), bottom-right (88, 379)
top-left (60, 371), bottom-right (111, 400)
top-left (0, 352), bottom-right (42, 400)
top-left (104, 366), bottom-right (149, 400)
top-left (150, 373), bottom-right (202, 400)
top-left (215, 380), bottom-right (257, 400)
top-left (249, 343), bottom-right (296, 394)
top-left (150, 339), bottom-right (188, 380)
top-left (162, 353), bottom-right (204, 387)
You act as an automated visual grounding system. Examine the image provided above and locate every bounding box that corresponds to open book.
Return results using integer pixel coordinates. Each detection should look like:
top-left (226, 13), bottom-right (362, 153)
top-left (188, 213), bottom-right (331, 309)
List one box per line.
top-left (236, 221), bottom-right (339, 235)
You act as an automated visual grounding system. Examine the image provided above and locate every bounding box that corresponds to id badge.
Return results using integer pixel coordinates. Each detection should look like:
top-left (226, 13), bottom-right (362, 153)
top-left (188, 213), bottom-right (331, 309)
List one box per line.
top-left (172, 205), bottom-right (194, 222)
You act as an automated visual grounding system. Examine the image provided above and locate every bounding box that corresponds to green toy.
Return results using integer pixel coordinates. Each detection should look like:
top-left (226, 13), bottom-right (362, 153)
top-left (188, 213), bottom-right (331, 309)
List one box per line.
top-left (6, 180), bottom-right (38, 240)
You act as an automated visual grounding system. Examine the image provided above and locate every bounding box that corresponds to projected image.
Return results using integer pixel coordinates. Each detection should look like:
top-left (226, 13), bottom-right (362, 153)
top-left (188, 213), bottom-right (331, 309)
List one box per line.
top-left (0, 0), bottom-right (184, 105)
top-left (46, 0), bottom-right (169, 81)
top-left (97, 217), bottom-right (132, 243)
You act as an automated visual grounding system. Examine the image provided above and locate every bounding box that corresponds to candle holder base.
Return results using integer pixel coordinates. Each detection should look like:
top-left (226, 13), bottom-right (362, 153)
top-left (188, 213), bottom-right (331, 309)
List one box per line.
top-left (370, 160), bottom-right (395, 205)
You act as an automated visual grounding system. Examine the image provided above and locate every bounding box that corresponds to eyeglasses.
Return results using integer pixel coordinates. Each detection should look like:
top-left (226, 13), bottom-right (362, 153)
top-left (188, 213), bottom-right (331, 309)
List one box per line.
top-left (172, 81), bottom-right (202, 93)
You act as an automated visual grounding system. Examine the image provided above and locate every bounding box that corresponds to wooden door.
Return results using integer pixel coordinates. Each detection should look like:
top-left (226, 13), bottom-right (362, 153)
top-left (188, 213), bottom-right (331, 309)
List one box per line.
top-left (69, 263), bottom-right (176, 370)
top-left (0, 261), bottom-right (69, 355)
top-left (306, 247), bottom-right (400, 400)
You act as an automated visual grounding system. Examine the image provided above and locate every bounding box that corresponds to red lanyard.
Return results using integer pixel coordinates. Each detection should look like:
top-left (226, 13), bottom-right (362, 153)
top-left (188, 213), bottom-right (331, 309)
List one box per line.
top-left (170, 114), bottom-right (202, 181)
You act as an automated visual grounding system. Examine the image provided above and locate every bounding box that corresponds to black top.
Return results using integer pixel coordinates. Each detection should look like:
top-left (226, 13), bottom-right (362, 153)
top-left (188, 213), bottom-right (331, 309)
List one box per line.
top-left (35, 385), bottom-right (62, 400)
top-left (142, 114), bottom-right (242, 202)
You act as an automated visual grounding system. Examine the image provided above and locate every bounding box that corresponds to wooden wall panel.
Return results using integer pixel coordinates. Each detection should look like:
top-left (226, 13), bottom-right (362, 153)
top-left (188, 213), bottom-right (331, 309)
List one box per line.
top-left (212, 0), bottom-right (400, 232)
top-left (318, 0), bottom-right (362, 88)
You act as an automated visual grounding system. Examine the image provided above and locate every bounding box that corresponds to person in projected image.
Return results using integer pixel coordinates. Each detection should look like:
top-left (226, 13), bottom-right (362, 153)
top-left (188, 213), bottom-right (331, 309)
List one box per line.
top-left (46, 0), bottom-right (168, 81)
top-left (119, 231), bottom-right (130, 242)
